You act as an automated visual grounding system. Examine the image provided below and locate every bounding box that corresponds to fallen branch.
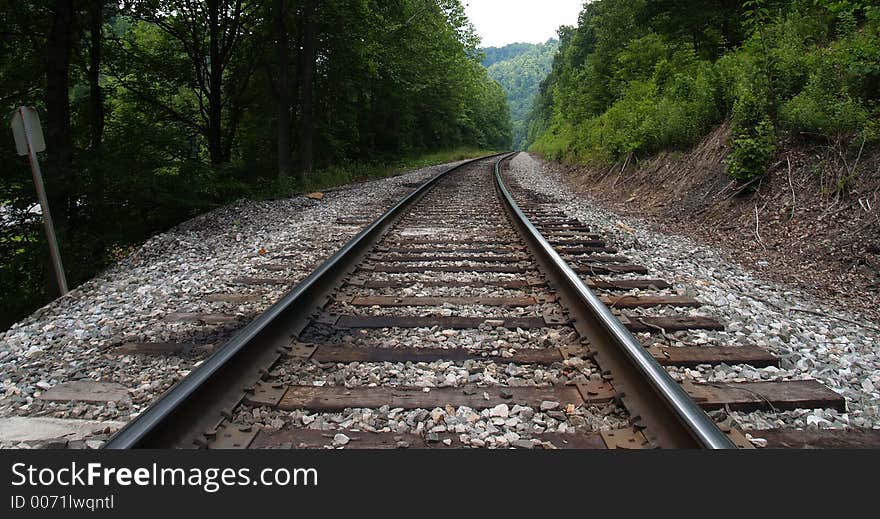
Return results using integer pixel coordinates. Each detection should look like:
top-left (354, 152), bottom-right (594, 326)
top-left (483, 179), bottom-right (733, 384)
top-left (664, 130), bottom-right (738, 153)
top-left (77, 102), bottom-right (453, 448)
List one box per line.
top-left (598, 160), bottom-right (620, 182)
top-left (611, 152), bottom-right (631, 189)
top-left (636, 318), bottom-right (713, 351)
top-left (749, 295), bottom-right (786, 313)
top-left (786, 156), bottom-right (796, 222)
top-left (788, 307), bottom-right (880, 333)
top-left (749, 294), bottom-right (879, 332)
top-left (847, 135), bottom-right (866, 180)
top-left (723, 174), bottom-right (764, 200)
top-left (754, 204), bottom-right (766, 250)
top-left (636, 319), bottom-right (673, 347)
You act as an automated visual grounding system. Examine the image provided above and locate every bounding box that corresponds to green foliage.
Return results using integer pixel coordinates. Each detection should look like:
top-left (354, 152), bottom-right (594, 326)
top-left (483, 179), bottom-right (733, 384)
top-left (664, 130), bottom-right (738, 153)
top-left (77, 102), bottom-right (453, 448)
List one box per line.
top-left (527, 0), bottom-right (880, 181)
top-left (778, 20), bottom-right (880, 140)
top-left (0, 0), bottom-right (509, 329)
top-left (532, 34), bottom-right (719, 163)
top-left (726, 118), bottom-right (777, 183)
top-left (482, 43), bottom-right (541, 67)
top-left (483, 40), bottom-right (558, 149)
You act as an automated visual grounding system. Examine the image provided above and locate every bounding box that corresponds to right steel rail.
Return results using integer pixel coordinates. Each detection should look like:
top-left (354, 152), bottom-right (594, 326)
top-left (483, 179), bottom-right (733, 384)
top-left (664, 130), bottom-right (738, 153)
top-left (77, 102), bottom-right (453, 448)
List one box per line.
top-left (493, 153), bottom-right (736, 449)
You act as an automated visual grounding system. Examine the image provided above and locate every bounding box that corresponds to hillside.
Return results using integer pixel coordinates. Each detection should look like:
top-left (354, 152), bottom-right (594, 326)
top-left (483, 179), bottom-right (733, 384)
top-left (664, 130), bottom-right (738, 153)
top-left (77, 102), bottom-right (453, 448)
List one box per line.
top-left (527, 1), bottom-right (879, 186)
top-left (541, 123), bottom-right (880, 323)
top-left (483, 40), bottom-right (559, 149)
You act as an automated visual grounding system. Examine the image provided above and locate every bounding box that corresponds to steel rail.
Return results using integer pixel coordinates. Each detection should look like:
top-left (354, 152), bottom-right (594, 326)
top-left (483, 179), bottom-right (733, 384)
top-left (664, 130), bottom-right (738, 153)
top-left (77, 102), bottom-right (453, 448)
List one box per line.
top-left (492, 153), bottom-right (736, 449)
top-left (105, 153), bottom-right (506, 449)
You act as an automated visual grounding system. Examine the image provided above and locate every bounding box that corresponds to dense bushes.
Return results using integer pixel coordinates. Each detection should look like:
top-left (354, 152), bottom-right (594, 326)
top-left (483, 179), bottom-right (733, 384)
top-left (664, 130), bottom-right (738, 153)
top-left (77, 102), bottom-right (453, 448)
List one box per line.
top-left (528, 0), bottom-right (880, 183)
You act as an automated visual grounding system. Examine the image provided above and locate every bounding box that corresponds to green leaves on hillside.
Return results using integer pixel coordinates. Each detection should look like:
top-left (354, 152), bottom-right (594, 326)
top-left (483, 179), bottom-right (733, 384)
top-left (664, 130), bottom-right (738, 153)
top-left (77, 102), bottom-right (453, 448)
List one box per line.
top-left (483, 40), bottom-right (558, 149)
top-left (527, 0), bottom-right (880, 183)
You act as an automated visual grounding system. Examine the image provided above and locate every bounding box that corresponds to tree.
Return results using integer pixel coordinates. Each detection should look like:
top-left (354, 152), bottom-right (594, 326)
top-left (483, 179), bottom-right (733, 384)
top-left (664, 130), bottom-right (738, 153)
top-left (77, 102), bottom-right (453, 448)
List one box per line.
top-left (273, 0), bottom-right (292, 178)
top-left (0, 0), bottom-right (513, 328)
top-left (87, 0), bottom-right (106, 200)
top-left (113, 0), bottom-right (263, 165)
top-left (45, 0), bottom-right (75, 240)
top-left (295, 0), bottom-right (317, 177)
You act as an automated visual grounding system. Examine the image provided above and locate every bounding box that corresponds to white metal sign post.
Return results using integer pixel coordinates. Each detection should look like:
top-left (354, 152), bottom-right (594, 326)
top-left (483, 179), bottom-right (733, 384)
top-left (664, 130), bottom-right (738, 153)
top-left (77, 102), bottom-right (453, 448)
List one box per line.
top-left (10, 106), bottom-right (69, 295)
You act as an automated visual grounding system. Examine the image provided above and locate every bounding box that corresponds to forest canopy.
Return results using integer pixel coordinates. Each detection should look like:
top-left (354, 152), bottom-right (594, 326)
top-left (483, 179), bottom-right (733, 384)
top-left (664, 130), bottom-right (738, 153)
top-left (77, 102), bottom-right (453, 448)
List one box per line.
top-left (483, 40), bottom-right (558, 149)
top-left (0, 0), bottom-right (511, 329)
top-left (527, 0), bottom-right (880, 183)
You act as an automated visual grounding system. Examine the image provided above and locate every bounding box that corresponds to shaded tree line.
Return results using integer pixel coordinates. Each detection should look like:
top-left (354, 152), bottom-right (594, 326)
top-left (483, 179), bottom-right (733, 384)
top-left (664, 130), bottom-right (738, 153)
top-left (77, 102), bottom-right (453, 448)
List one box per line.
top-left (0, 0), bottom-right (511, 328)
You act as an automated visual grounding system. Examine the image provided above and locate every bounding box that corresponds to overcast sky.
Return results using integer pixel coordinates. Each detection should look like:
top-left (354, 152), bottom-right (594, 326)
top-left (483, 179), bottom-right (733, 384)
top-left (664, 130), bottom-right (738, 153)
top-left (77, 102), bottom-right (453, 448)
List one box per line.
top-left (464, 0), bottom-right (584, 47)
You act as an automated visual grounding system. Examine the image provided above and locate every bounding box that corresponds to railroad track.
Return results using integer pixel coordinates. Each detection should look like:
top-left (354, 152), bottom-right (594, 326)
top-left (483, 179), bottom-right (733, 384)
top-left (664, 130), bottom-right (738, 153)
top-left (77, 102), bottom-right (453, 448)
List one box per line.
top-left (104, 153), bottom-right (874, 449)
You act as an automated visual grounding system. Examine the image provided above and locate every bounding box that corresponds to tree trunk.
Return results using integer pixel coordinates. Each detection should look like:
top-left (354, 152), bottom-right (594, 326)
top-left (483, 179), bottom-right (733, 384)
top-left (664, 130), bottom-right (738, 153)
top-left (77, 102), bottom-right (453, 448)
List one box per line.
top-left (88, 0), bottom-right (105, 198)
top-left (207, 0), bottom-right (225, 164)
top-left (44, 0), bottom-right (74, 296)
top-left (296, 0), bottom-right (317, 178)
top-left (275, 0), bottom-right (292, 178)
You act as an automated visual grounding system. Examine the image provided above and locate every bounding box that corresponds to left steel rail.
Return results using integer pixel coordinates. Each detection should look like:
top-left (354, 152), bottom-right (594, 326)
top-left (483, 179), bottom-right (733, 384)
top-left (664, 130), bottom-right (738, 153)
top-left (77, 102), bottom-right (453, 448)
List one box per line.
top-left (104, 153), bottom-right (506, 449)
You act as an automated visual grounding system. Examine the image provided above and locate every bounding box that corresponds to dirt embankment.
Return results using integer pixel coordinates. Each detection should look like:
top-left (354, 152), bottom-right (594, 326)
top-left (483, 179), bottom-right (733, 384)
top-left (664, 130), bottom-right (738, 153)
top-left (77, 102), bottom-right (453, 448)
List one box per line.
top-left (539, 122), bottom-right (880, 324)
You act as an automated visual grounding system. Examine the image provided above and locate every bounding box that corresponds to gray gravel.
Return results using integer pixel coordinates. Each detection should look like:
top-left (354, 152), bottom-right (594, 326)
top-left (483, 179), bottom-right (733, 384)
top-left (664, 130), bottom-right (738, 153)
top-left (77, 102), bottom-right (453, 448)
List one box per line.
top-left (236, 401), bottom-right (628, 449)
top-left (0, 160), bottom-right (470, 448)
top-left (242, 160), bottom-right (624, 449)
top-left (507, 152), bottom-right (880, 431)
top-left (272, 357), bottom-right (599, 388)
top-left (299, 326), bottom-right (580, 352)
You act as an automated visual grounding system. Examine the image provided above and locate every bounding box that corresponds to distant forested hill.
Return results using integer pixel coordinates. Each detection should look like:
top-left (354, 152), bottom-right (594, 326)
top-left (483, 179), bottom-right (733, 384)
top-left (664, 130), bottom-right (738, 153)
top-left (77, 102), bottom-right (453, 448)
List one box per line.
top-left (482, 43), bottom-right (537, 67)
top-left (483, 40), bottom-right (559, 149)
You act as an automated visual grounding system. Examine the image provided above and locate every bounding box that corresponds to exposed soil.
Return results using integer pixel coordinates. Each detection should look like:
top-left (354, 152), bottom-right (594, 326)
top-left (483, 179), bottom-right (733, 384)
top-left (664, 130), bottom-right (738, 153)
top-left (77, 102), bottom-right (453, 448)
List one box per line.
top-left (537, 122), bottom-right (880, 325)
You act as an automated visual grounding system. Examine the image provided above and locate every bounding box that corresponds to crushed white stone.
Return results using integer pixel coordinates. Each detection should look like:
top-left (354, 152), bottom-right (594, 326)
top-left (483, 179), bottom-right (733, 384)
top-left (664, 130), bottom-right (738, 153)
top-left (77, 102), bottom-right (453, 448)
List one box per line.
top-left (0, 159), bottom-right (471, 448)
top-left (507, 152), bottom-right (880, 431)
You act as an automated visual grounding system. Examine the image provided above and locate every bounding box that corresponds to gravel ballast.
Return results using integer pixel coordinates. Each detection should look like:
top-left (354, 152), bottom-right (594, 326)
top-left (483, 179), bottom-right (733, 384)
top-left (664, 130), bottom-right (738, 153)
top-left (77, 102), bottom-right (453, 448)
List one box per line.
top-left (0, 160), bottom-right (469, 448)
top-left (507, 152), bottom-right (880, 431)
top-left (6, 151), bottom-right (874, 449)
